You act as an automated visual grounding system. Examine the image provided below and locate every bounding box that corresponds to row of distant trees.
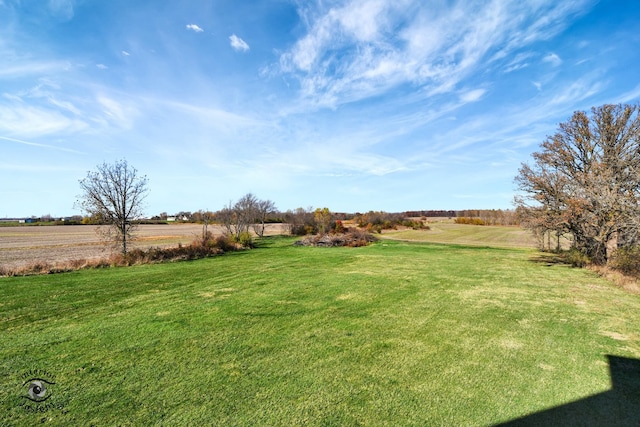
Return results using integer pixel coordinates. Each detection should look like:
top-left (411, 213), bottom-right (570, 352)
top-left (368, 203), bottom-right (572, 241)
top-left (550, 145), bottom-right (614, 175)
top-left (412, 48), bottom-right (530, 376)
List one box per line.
top-left (73, 163), bottom-right (352, 255)
top-left (73, 158), bottom-right (526, 256)
top-left (78, 160), bottom-right (520, 256)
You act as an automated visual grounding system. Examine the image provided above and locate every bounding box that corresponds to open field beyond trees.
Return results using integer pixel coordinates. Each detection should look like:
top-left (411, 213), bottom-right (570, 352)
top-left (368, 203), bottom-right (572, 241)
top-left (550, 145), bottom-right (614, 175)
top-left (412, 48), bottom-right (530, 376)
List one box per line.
top-left (0, 221), bottom-right (530, 272)
top-left (380, 221), bottom-right (536, 249)
top-left (1, 228), bottom-right (639, 425)
top-left (0, 223), bottom-right (286, 270)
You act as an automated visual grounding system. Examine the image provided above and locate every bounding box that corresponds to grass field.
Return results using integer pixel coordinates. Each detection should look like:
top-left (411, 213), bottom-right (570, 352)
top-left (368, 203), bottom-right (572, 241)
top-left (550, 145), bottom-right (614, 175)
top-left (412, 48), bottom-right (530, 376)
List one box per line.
top-left (1, 231), bottom-right (639, 425)
top-left (381, 221), bottom-right (535, 248)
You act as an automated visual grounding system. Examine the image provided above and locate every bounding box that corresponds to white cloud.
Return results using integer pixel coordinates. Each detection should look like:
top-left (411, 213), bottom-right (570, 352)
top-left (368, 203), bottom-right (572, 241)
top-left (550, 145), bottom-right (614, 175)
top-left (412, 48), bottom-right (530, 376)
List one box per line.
top-left (48, 0), bottom-right (74, 21)
top-left (96, 63), bottom-right (108, 69)
top-left (96, 96), bottom-right (137, 129)
top-left (459, 89), bottom-right (486, 103)
top-left (503, 52), bottom-right (534, 73)
top-left (543, 52), bottom-right (562, 66)
top-left (532, 81), bottom-right (542, 91)
top-left (186, 24), bottom-right (203, 33)
top-left (47, 97), bottom-right (82, 116)
top-left (0, 60), bottom-right (71, 78)
top-left (0, 135), bottom-right (82, 154)
top-left (277, 0), bottom-right (592, 108)
top-left (122, 50), bottom-right (130, 56)
top-left (229, 34), bottom-right (250, 52)
top-left (0, 104), bottom-right (87, 137)
top-left (548, 75), bottom-right (603, 106)
top-left (615, 84), bottom-right (640, 104)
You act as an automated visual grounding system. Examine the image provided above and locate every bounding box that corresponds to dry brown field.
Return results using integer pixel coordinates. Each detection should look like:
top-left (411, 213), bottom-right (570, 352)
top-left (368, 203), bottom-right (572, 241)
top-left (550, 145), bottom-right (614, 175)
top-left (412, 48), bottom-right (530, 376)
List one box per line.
top-left (0, 223), bottom-right (287, 270)
top-left (380, 220), bottom-right (537, 249)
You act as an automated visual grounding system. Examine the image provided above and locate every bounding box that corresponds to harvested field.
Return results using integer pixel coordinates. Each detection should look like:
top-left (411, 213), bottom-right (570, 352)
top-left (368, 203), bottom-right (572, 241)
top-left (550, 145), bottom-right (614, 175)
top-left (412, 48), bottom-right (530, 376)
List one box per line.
top-left (0, 223), bottom-right (287, 269)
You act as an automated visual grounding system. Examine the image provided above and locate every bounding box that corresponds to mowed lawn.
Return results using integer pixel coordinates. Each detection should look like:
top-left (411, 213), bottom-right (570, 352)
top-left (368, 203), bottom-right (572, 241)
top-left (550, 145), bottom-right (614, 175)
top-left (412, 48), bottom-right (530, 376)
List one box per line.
top-left (1, 234), bottom-right (639, 425)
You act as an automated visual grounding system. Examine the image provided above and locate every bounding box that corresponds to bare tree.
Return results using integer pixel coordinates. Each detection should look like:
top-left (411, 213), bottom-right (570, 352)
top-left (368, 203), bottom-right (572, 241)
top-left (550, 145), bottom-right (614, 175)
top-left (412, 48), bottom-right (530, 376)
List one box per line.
top-left (515, 103), bottom-right (640, 263)
top-left (234, 193), bottom-right (258, 239)
top-left (76, 159), bottom-right (149, 255)
top-left (216, 194), bottom-right (277, 240)
top-left (284, 207), bottom-right (315, 236)
top-left (194, 209), bottom-right (212, 241)
top-left (252, 199), bottom-right (277, 237)
top-left (217, 202), bottom-right (236, 238)
top-left (215, 194), bottom-right (257, 241)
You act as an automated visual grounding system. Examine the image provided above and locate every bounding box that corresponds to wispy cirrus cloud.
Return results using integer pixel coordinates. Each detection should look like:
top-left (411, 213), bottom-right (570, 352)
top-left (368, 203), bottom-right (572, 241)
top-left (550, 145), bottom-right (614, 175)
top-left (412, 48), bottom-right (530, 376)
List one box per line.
top-left (0, 135), bottom-right (83, 154)
top-left (229, 34), bottom-right (249, 52)
top-left (0, 60), bottom-right (72, 78)
top-left (278, 0), bottom-right (594, 108)
top-left (48, 0), bottom-right (75, 20)
top-left (0, 103), bottom-right (88, 137)
top-left (95, 96), bottom-right (139, 130)
top-left (459, 89), bottom-right (486, 104)
top-left (503, 52), bottom-right (534, 73)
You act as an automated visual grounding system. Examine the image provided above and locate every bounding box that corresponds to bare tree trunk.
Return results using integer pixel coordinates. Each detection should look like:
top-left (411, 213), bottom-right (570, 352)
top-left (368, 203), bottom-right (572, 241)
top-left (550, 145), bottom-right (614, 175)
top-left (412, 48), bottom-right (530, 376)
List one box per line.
top-left (606, 231), bottom-right (619, 261)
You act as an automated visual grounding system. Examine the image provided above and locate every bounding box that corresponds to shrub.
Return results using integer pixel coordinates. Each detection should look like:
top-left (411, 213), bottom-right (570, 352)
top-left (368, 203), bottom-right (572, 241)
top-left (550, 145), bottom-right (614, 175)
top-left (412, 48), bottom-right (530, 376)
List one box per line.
top-left (401, 219), bottom-right (428, 230)
top-left (609, 246), bottom-right (640, 277)
top-left (563, 248), bottom-right (591, 268)
top-left (238, 231), bottom-right (254, 248)
top-left (455, 217), bottom-right (486, 226)
top-left (0, 237), bottom-right (231, 277)
top-left (214, 234), bottom-right (236, 252)
top-left (294, 231), bottom-right (378, 248)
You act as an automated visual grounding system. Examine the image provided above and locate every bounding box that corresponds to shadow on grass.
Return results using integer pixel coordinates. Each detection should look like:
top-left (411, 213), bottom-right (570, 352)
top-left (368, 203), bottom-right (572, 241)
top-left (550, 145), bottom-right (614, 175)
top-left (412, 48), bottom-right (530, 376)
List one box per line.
top-left (252, 235), bottom-right (297, 249)
top-left (495, 355), bottom-right (640, 426)
top-left (529, 253), bottom-right (569, 267)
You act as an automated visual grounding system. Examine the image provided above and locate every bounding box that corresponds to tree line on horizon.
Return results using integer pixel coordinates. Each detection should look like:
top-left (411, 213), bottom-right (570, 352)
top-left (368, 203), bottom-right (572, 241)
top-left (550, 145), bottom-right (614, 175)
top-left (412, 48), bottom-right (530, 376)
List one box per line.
top-left (72, 158), bottom-right (520, 257)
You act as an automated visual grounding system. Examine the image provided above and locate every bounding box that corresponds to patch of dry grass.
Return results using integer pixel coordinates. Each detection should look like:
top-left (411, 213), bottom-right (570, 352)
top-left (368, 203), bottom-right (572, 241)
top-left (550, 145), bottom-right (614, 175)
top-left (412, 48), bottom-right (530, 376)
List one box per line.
top-left (589, 265), bottom-right (640, 295)
top-left (381, 221), bottom-right (535, 249)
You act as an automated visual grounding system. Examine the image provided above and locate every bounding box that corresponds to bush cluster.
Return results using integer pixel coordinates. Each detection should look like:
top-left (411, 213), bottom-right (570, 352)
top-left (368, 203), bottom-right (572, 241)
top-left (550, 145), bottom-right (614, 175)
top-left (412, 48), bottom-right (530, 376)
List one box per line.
top-left (562, 248), bottom-right (591, 268)
top-left (294, 230), bottom-right (378, 247)
top-left (355, 211), bottom-right (429, 233)
top-left (236, 231), bottom-right (254, 249)
top-left (121, 244), bottom-right (222, 266)
top-left (609, 246), bottom-right (640, 277)
top-left (0, 233), bottom-right (242, 277)
top-left (454, 217), bottom-right (487, 226)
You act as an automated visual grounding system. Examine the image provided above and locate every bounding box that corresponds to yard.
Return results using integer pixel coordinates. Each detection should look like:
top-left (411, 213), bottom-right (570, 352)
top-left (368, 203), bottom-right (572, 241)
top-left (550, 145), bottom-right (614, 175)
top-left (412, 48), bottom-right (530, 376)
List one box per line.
top-left (1, 230), bottom-right (639, 425)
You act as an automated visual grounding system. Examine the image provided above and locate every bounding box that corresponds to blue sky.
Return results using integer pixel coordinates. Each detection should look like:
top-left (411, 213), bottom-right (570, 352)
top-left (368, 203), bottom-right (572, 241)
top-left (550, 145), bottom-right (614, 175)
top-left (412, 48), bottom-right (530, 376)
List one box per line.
top-left (1, 0), bottom-right (640, 217)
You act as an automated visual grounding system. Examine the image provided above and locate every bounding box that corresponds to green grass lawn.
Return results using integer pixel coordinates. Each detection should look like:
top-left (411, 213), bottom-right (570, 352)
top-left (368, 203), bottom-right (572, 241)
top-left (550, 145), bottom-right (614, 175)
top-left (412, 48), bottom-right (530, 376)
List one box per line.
top-left (1, 236), bottom-right (639, 425)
